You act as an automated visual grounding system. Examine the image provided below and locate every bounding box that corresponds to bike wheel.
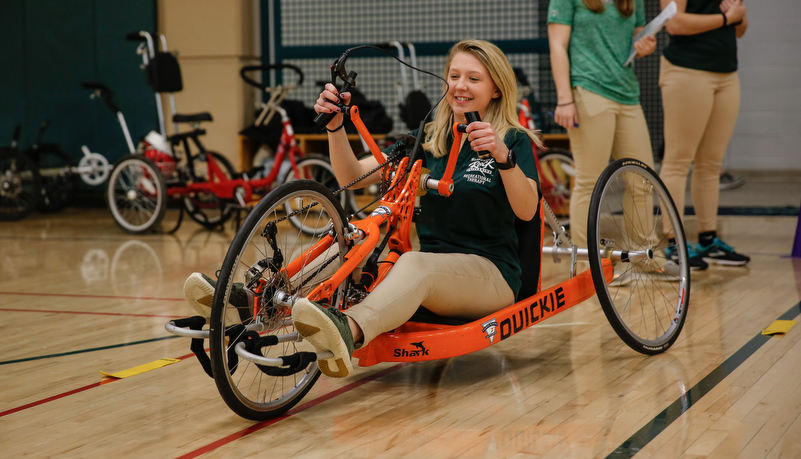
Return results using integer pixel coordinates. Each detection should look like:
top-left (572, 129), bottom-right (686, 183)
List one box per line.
top-left (0, 151), bottom-right (41, 221)
top-left (282, 154), bottom-right (349, 234)
top-left (210, 180), bottom-right (350, 420)
top-left (537, 148), bottom-right (574, 227)
top-left (587, 158), bottom-right (690, 355)
top-left (29, 145), bottom-right (76, 212)
top-left (183, 151), bottom-right (237, 229)
top-left (106, 154), bottom-right (167, 233)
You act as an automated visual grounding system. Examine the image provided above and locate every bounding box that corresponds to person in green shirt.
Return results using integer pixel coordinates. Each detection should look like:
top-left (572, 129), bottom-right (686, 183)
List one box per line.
top-left (547, 0), bottom-right (657, 250)
top-left (184, 39), bottom-right (543, 378)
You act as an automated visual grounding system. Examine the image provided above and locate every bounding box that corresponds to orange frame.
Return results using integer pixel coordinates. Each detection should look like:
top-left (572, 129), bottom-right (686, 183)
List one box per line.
top-left (283, 107), bottom-right (613, 368)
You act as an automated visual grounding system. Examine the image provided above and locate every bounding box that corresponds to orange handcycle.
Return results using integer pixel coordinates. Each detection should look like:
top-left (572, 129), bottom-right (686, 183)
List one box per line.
top-left (165, 49), bottom-right (691, 421)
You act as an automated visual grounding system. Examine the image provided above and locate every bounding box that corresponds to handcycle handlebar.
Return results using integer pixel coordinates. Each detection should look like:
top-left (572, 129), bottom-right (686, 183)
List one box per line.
top-left (240, 63), bottom-right (304, 91)
top-left (312, 70), bottom-right (357, 128)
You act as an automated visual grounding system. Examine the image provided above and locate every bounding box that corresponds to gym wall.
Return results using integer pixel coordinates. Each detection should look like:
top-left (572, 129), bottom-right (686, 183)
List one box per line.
top-left (0, 0), bottom-right (157, 168)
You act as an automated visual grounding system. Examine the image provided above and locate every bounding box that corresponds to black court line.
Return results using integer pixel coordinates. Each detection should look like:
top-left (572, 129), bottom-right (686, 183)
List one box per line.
top-left (0, 335), bottom-right (180, 366)
top-left (607, 301), bottom-right (801, 458)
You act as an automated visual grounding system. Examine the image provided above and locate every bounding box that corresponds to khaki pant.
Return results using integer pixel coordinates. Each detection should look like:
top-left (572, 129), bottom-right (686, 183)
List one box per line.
top-left (659, 56), bottom-right (740, 234)
top-left (567, 87), bottom-right (655, 247)
top-left (347, 251), bottom-right (514, 345)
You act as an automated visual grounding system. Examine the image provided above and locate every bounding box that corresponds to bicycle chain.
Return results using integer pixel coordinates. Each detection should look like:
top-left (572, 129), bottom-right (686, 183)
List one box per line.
top-left (267, 141), bottom-right (409, 226)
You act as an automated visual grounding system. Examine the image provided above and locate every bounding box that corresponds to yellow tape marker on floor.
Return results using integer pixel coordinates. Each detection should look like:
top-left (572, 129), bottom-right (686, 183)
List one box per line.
top-left (761, 320), bottom-right (797, 336)
top-left (100, 358), bottom-right (181, 379)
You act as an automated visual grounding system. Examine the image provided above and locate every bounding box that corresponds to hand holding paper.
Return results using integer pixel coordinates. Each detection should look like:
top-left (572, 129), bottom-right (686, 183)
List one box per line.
top-left (624, 1), bottom-right (677, 66)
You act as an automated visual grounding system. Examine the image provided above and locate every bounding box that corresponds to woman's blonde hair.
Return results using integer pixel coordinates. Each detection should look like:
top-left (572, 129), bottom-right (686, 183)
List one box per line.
top-left (582, 0), bottom-right (634, 17)
top-left (422, 39), bottom-right (542, 158)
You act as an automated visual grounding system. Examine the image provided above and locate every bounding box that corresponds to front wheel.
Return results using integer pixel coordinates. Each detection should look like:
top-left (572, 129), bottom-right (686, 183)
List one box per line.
top-left (587, 158), bottom-right (690, 355)
top-left (106, 154), bottom-right (167, 233)
top-left (282, 154), bottom-right (349, 235)
top-left (210, 180), bottom-right (351, 420)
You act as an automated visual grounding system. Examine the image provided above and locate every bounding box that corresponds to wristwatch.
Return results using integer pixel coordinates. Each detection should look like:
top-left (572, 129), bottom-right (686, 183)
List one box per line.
top-left (496, 149), bottom-right (517, 170)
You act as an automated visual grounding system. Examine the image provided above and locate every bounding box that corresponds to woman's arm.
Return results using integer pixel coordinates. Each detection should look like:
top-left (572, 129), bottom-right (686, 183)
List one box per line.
top-left (314, 84), bottom-right (383, 187)
top-left (720, 0), bottom-right (748, 38)
top-left (548, 23), bottom-right (578, 131)
top-left (663, 0), bottom-right (745, 36)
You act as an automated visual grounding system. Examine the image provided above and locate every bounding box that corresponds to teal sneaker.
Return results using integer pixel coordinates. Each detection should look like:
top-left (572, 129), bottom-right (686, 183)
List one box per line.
top-left (665, 242), bottom-right (708, 271)
top-left (696, 237), bottom-right (750, 266)
top-left (292, 298), bottom-right (355, 378)
top-left (183, 272), bottom-right (252, 321)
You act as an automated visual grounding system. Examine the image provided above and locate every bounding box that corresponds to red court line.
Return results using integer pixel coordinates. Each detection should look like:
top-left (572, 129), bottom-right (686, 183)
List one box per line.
top-left (0, 291), bottom-right (185, 302)
top-left (0, 307), bottom-right (181, 319)
top-left (177, 362), bottom-right (411, 459)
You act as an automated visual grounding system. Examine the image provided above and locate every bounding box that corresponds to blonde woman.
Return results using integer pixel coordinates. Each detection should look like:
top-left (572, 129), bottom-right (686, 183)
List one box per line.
top-left (285, 39), bottom-right (543, 378)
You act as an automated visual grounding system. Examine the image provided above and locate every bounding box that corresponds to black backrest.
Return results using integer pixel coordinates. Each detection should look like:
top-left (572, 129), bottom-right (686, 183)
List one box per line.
top-left (514, 200), bottom-right (543, 300)
top-left (146, 52), bottom-right (183, 93)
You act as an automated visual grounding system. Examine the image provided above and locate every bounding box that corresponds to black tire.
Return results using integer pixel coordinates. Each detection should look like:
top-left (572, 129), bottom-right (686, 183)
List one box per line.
top-left (183, 151), bottom-right (238, 229)
top-left (0, 151), bottom-right (41, 221)
top-left (282, 154), bottom-right (349, 234)
top-left (28, 145), bottom-right (77, 212)
top-left (587, 158), bottom-right (690, 355)
top-left (537, 148), bottom-right (574, 227)
top-left (106, 154), bottom-right (167, 233)
top-left (210, 180), bottom-right (351, 420)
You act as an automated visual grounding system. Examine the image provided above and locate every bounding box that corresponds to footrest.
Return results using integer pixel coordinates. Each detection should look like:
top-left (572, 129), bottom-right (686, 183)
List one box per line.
top-left (165, 316), bottom-right (210, 339)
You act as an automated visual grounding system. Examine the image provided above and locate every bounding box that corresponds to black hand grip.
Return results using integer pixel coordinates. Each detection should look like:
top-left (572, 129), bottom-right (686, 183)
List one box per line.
top-left (458, 111), bottom-right (490, 158)
top-left (313, 71), bottom-right (356, 128)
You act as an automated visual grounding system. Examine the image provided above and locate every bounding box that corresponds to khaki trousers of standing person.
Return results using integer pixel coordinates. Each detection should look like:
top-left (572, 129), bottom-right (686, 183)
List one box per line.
top-left (659, 56), bottom-right (740, 234)
top-left (346, 251), bottom-right (515, 346)
top-left (567, 87), bottom-right (655, 249)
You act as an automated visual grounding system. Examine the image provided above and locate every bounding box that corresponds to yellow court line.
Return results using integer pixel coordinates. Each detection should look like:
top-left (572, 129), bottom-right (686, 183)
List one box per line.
top-left (100, 358), bottom-right (181, 379)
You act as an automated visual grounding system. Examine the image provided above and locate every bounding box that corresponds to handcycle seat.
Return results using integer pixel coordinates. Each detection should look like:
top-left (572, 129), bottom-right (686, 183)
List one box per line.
top-left (407, 201), bottom-right (544, 326)
top-left (173, 112), bottom-right (213, 123)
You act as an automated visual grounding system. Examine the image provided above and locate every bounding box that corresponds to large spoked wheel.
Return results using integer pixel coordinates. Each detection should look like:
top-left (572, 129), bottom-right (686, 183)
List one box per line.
top-left (183, 151), bottom-right (238, 229)
top-left (0, 151), bottom-right (41, 221)
top-left (537, 148), bottom-right (574, 227)
top-left (587, 158), bottom-right (690, 355)
top-left (210, 180), bottom-right (351, 420)
top-left (106, 154), bottom-right (167, 233)
top-left (282, 154), bottom-right (349, 235)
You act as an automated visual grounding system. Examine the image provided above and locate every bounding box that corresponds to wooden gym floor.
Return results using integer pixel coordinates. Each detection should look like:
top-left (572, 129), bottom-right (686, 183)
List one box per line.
top-left (1, 174), bottom-right (800, 458)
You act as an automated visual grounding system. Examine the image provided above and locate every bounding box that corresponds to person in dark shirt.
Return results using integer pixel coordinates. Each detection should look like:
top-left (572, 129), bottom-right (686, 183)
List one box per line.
top-left (659, 0), bottom-right (751, 268)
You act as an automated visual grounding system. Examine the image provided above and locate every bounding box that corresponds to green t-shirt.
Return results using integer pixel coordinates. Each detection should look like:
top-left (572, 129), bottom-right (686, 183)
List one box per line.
top-left (547, 0), bottom-right (646, 105)
top-left (414, 129), bottom-right (539, 298)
